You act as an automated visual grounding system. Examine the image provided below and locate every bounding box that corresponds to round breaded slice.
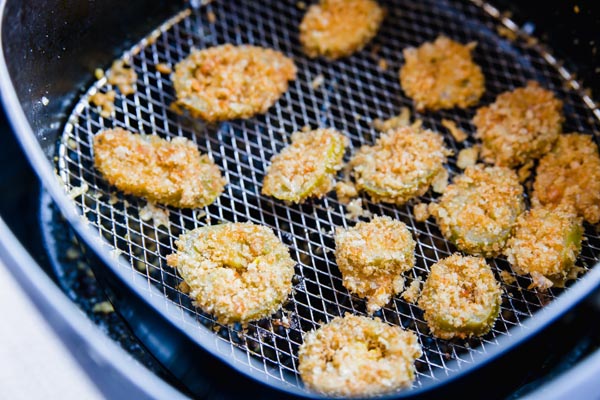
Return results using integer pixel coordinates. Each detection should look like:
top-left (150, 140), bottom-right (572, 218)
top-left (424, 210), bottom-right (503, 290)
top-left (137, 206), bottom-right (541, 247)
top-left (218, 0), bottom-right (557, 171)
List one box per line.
top-left (429, 164), bottom-right (524, 257)
top-left (350, 125), bottom-right (448, 205)
top-left (93, 128), bottom-right (225, 209)
top-left (418, 254), bottom-right (502, 340)
top-left (298, 314), bottom-right (422, 397)
top-left (262, 128), bottom-right (348, 203)
top-left (473, 81), bottom-right (564, 168)
top-left (166, 222), bottom-right (295, 325)
top-left (299, 0), bottom-right (384, 60)
top-left (334, 215), bottom-right (415, 313)
top-left (504, 205), bottom-right (583, 290)
top-left (172, 44), bottom-right (297, 122)
top-left (533, 133), bottom-right (600, 224)
top-left (399, 36), bottom-right (485, 111)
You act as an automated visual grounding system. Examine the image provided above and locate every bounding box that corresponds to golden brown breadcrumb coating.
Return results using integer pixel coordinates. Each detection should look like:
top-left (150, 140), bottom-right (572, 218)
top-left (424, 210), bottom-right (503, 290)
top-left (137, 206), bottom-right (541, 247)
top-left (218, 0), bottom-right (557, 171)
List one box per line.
top-left (298, 314), bottom-right (421, 397)
top-left (93, 128), bottom-right (225, 208)
top-left (299, 0), bottom-right (384, 60)
top-left (172, 44), bottom-right (297, 122)
top-left (399, 36), bottom-right (485, 111)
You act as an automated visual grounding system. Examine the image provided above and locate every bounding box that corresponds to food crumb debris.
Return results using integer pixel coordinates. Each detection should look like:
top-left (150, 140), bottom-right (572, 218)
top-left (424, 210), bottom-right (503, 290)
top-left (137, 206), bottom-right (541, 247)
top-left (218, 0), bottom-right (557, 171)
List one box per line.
top-left (89, 90), bottom-right (116, 118)
top-left (373, 107), bottom-right (411, 131)
top-left (457, 146), bottom-right (479, 169)
top-left (94, 68), bottom-right (105, 80)
top-left (574, 5), bottom-right (580, 13)
top-left (65, 247), bottom-right (81, 261)
top-left (92, 301), bottom-right (114, 314)
top-left (377, 58), bottom-right (388, 70)
top-left (296, 1), bottom-right (306, 10)
top-left (311, 74), bottom-right (325, 89)
top-left (68, 183), bottom-right (89, 199)
top-left (108, 59), bottom-right (137, 95)
top-left (441, 119), bottom-right (468, 142)
top-left (139, 202), bottom-right (170, 228)
top-left (155, 63), bottom-right (173, 75)
top-left (529, 271), bottom-right (554, 291)
top-left (345, 198), bottom-right (372, 219)
top-left (301, 125), bottom-right (311, 132)
top-left (402, 277), bottom-right (422, 304)
top-left (67, 138), bottom-right (78, 150)
top-left (517, 160), bottom-right (534, 183)
top-left (41, 96), bottom-right (50, 106)
top-left (497, 26), bottom-right (518, 41)
top-left (500, 270), bottom-right (516, 285)
top-left (335, 180), bottom-right (358, 204)
top-left (413, 202), bottom-right (430, 222)
top-left (178, 281), bottom-right (190, 294)
top-left (431, 168), bottom-right (449, 194)
top-left (207, 10), bottom-right (217, 23)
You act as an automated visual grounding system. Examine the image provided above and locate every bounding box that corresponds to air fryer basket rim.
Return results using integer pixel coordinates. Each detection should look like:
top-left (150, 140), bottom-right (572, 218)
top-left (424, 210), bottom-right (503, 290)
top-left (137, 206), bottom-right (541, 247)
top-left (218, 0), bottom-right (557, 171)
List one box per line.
top-left (2, 0), bottom-right (600, 397)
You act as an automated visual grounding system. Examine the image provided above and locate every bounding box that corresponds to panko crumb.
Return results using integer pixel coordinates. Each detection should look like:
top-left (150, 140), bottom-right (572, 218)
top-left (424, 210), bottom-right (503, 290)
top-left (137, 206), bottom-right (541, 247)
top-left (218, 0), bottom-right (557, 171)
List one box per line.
top-left (172, 44), bottom-right (297, 122)
top-left (456, 146), bottom-right (479, 169)
top-left (298, 314), bottom-right (422, 397)
top-left (335, 216), bottom-right (415, 313)
top-left (413, 202), bottom-right (430, 222)
top-left (441, 119), bottom-right (468, 142)
top-left (497, 26), bottom-right (518, 41)
top-left (93, 128), bottom-right (225, 208)
top-left (335, 181), bottom-right (358, 204)
top-left (139, 202), bottom-right (170, 228)
top-left (108, 59), bottom-right (137, 95)
top-left (500, 270), bottom-right (517, 285)
top-left (474, 81), bottom-right (564, 168)
top-left (94, 68), bottom-right (105, 80)
top-left (400, 36), bottom-right (485, 111)
top-left (373, 107), bottom-right (411, 132)
top-left (89, 90), bottom-right (116, 118)
top-left (206, 10), bottom-right (217, 23)
top-left (92, 301), bottom-right (115, 314)
top-left (378, 58), bottom-right (389, 71)
top-left (68, 183), bottom-right (89, 199)
top-left (431, 168), bottom-right (449, 194)
top-left (311, 74), bottom-right (325, 89)
top-left (300, 0), bottom-right (384, 60)
top-left (401, 277), bottom-right (422, 304)
top-left (344, 198), bottom-right (372, 220)
top-left (517, 160), bottom-right (534, 183)
top-left (155, 63), bottom-right (173, 75)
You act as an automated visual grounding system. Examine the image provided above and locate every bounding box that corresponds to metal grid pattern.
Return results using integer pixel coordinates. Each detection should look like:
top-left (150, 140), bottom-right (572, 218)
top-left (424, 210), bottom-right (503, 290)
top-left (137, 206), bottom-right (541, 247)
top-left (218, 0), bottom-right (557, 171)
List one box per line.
top-left (57, 0), bottom-right (600, 394)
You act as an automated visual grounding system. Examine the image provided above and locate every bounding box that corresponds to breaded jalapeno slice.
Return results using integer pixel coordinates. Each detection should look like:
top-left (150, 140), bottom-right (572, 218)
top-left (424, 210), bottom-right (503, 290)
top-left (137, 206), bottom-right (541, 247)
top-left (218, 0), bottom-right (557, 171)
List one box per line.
top-left (262, 128), bottom-right (348, 204)
top-left (172, 44), bottom-right (297, 122)
top-left (298, 314), bottom-right (422, 397)
top-left (334, 216), bottom-right (416, 313)
top-left (299, 0), bottom-right (384, 60)
top-left (473, 81), bottom-right (564, 168)
top-left (350, 125), bottom-right (448, 205)
top-left (504, 205), bottom-right (583, 290)
top-left (419, 254), bottom-right (502, 340)
top-left (430, 164), bottom-right (525, 257)
top-left (166, 222), bottom-right (295, 324)
top-left (533, 133), bottom-right (600, 224)
top-left (93, 128), bottom-right (225, 209)
top-left (399, 36), bottom-right (485, 111)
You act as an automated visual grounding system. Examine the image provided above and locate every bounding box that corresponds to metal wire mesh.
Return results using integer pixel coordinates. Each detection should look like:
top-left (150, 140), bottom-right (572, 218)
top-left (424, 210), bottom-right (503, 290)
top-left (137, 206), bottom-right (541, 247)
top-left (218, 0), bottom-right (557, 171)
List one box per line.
top-left (57, 0), bottom-right (600, 394)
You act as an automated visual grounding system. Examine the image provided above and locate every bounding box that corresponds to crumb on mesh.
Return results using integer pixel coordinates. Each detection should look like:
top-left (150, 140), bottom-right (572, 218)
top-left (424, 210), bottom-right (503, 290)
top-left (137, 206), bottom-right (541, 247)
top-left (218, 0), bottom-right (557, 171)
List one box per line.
top-left (92, 301), bottom-right (115, 314)
top-left (441, 118), bottom-right (468, 142)
top-left (499, 270), bottom-right (516, 285)
top-left (139, 202), bottom-right (170, 228)
top-left (89, 90), bottom-right (116, 118)
top-left (373, 107), bottom-right (411, 131)
top-left (156, 63), bottom-right (173, 74)
top-left (108, 59), bottom-right (137, 95)
top-left (344, 198), bottom-right (372, 220)
top-left (456, 146), bottom-right (479, 169)
top-left (311, 74), bottom-right (325, 89)
top-left (335, 180), bottom-right (358, 204)
top-left (431, 168), bottom-right (449, 194)
top-left (401, 276), bottom-right (422, 304)
top-left (413, 202), bottom-right (430, 222)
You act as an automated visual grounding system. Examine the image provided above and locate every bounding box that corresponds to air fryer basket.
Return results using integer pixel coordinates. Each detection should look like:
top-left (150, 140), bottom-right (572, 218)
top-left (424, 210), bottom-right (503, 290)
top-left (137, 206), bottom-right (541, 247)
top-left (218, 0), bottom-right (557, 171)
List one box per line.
top-left (3, 0), bottom-right (600, 398)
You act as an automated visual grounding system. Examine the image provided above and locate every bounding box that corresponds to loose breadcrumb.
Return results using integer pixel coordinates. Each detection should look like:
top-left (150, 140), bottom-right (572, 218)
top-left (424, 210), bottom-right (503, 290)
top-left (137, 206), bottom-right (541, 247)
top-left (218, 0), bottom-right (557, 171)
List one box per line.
top-left (344, 198), bottom-right (372, 220)
top-left (155, 63), bottom-right (173, 75)
top-left (172, 44), bottom-right (297, 122)
top-left (399, 36), bottom-right (485, 111)
top-left (499, 270), bottom-right (516, 285)
top-left (456, 146), bottom-right (479, 169)
top-left (335, 216), bottom-right (415, 313)
top-left (373, 107), bottom-right (411, 132)
top-left (89, 90), bottom-right (116, 118)
top-left (166, 222), bottom-right (295, 324)
top-left (413, 202), bottom-right (430, 222)
top-left (108, 60), bottom-right (137, 95)
top-left (351, 125), bottom-right (449, 205)
top-left (441, 119), bottom-right (468, 142)
top-left (431, 168), bottom-right (449, 194)
top-left (473, 81), bottom-right (564, 168)
top-left (335, 181), bottom-right (359, 204)
top-left (401, 277), bottom-right (422, 304)
top-left (298, 314), bottom-right (422, 397)
top-left (311, 74), bottom-right (325, 89)
top-left (93, 128), bottom-right (225, 208)
top-left (92, 301), bottom-right (115, 314)
top-left (533, 133), bottom-right (600, 224)
top-left (418, 254), bottom-right (502, 340)
top-left (262, 128), bottom-right (348, 203)
top-left (300, 0), bottom-right (384, 60)
top-left (139, 202), bottom-right (170, 228)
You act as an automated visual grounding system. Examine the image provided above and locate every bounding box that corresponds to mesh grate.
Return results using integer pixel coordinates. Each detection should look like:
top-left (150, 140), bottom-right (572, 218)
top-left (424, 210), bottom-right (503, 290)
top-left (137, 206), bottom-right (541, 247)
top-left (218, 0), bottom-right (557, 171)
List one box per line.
top-left (57, 0), bottom-right (600, 394)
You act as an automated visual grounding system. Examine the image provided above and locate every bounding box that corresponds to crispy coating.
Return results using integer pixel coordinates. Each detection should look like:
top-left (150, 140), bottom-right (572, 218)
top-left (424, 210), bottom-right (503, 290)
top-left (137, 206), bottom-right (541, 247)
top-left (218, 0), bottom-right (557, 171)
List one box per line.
top-left (299, 0), bottom-right (384, 60)
top-left (533, 133), bottom-right (600, 224)
top-left (262, 128), bottom-right (348, 203)
top-left (334, 216), bottom-right (415, 313)
top-left (399, 36), bottom-right (485, 111)
top-left (350, 125), bottom-right (448, 205)
top-left (504, 205), bottom-right (583, 290)
top-left (430, 164), bottom-right (525, 257)
top-left (474, 81), bottom-right (564, 168)
top-left (172, 44), bottom-right (297, 122)
top-left (298, 314), bottom-right (422, 397)
top-left (166, 222), bottom-right (295, 324)
top-left (93, 128), bottom-right (225, 208)
top-left (418, 254), bottom-right (502, 340)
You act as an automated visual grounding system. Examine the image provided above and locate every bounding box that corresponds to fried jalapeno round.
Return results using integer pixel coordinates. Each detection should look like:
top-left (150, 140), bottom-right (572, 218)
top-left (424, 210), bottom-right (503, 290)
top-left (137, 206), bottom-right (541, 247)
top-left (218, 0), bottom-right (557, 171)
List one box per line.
top-left (166, 222), bottom-right (295, 324)
top-left (172, 44), bottom-right (297, 122)
top-left (334, 216), bottom-right (415, 313)
top-left (473, 81), bottom-right (564, 168)
top-left (399, 36), bottom-right (485, 111)
top-left (298, 314), bottom-right (422, 397)
top-left (93, 128), bottom-right (225, 209)
top-left (262, 128), bottom-right (348, 203)
top-left (418, 254), bottom-right (502, 340)
top-left (430, 164), bottom-right (525, 257)
top-left (350, 125), bottom-right (448, 205)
